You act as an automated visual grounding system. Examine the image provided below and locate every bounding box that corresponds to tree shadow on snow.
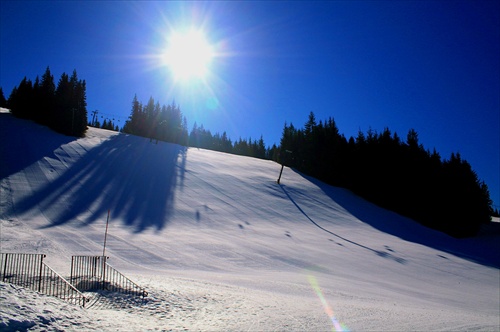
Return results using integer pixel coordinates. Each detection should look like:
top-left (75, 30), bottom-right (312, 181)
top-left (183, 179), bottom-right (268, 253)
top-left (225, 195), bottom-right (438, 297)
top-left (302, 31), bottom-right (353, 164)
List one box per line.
top-left (294, 170), bottom-right (500, 269)
top-left (280, 184), bottom-right (407, 264)
top-left (7, 132), bottom-right (185, 233)
top-left (0, 113), bottom-right (77, 179)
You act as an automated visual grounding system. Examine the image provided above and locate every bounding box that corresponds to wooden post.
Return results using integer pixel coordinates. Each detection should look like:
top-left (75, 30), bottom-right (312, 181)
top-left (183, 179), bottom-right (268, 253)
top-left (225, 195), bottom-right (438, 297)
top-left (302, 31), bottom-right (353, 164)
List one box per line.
top-left (277, 150), bottom-right (292, 184)
top-left (277, 164), bottom-right (285, 184)
top-left (103, 210), bottom-right (110, 257)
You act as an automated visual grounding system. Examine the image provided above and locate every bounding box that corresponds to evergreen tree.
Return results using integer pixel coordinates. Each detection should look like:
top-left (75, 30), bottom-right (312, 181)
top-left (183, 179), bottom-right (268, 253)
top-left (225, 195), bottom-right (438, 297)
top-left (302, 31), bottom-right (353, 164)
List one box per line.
top-left (163, 102), bottom-right (183, 144)
top-left (0, 87), bottom-right (6, 108)
top-left (277, 113), bottom-right (493, 237)
top-left (32, 76), bottom-right (42, 123)
top-left (39, 66), bottom-right (56, 127)
top-left (219, 132), bottom-right (232, 153)
top-left (122, 94), bottom-right (144, 136)
top-left (143, 96), bottom-right (157, 139)
top-left (256, 136), bottom-right (267, 159)
top-left (6, 67), bottom-right (86, 136)
top-left (180, 116), bottom-right (189, 146)
top-left (234, 137), bottom-right (249, 156)
top-left (54, 72), bottom-right (72, 134)
top-left (8, 77), bottom-right (33, 119)
top-left (71, 70), bottom-right (88, 136)
top-left (189, 122), bottom-right (200, 148)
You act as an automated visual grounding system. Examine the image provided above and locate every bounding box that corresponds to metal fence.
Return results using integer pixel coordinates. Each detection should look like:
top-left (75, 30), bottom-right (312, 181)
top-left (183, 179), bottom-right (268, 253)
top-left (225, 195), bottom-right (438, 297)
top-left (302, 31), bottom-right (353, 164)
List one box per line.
top-left (1, 253), bottom-right (87, 307)
top-left (70, 256), bottom-right (147, 298)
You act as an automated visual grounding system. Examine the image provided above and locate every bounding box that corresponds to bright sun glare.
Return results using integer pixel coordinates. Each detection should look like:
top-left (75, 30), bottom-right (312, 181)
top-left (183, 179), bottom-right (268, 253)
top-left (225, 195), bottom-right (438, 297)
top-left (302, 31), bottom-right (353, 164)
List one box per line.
top-left (164, 29), bottom-right (214, 81)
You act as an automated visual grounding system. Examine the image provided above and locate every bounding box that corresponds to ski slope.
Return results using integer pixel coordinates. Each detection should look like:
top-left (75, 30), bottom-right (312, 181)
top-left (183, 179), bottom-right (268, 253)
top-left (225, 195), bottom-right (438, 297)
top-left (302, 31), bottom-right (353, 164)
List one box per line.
top-left (1, 111), bottom-right (499, 331)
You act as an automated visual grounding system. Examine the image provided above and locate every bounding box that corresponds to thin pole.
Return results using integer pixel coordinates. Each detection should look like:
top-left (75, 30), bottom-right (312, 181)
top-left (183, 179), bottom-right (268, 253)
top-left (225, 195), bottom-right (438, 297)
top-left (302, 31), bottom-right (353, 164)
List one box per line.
top-left (102, 210), bottom-right (110, 290)
top-left (103, 210), bottom-right (110, 257)
top-left (277, 150), bottom-right (292, 184)
top-left (277, 164), bottom-right (285, 184)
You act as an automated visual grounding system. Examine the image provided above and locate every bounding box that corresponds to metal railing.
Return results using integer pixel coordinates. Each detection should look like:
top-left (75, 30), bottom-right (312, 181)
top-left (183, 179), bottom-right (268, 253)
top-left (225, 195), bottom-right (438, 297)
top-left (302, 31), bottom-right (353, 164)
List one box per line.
top-left (1, 253), bottom-right (45, 289)
top-left (1, 253), bottom-right (87, 307)
top-left (70, 256), bottom-right (147, 298)
top-left (70, 255), bottom-right (105, 292)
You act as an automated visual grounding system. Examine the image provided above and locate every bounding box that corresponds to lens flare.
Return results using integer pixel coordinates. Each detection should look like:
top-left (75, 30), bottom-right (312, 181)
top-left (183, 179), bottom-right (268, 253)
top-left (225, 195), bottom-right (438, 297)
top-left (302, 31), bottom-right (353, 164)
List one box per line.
top-left (205, 96), bottom-right (219, 110)
top-left (308, 275), bottom-right (349, 332)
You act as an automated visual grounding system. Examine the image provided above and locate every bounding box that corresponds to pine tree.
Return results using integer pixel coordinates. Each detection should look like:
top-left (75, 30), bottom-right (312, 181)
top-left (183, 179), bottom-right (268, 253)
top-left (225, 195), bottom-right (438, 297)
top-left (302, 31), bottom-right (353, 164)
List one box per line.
top-left (221, 132), bottom-right (232, 153)
top-left (189, 122), bottom-right (200, 148)
top-left (32, 76), bottom-right (42, 123)
top-left (143, 96), bottom-right (156, 139)
top-left (0, 87), bottom-right (7, 108)
top-left (39, 66), bottom-right (56, 127)
top-left (54, 72), bottom-right (72, 134)
top-left (277, 113), bottom-right (494, 237)
top-left (9, 77), bottom-right (33, 119)
top-left (180, 116), bottom-right (189, 146)
top-left (71, 70), bottom-right (88, 136)
top-left (256, 136), bottom-right (266, 159)
top-left (122, 94), bottom-right (144, 136)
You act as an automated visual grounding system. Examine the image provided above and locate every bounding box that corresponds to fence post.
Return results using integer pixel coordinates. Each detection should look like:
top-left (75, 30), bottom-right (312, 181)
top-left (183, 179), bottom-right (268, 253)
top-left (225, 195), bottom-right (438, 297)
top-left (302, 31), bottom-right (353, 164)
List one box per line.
top-left (103, 210), bottom-right (110, 257)
top-left (102, 256), bottom-right (107, 290)
top-left (70, 256), bottom-right (74, 285)
top-left (38, 254), bottom-right (45, 292)
top-left (2, 253), bottom-right (8, 282)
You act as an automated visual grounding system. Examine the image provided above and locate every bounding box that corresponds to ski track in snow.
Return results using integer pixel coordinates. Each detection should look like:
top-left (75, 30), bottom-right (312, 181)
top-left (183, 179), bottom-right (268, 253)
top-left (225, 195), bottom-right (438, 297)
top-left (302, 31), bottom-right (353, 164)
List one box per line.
top-left (1, 112), bottom-right (499, 331)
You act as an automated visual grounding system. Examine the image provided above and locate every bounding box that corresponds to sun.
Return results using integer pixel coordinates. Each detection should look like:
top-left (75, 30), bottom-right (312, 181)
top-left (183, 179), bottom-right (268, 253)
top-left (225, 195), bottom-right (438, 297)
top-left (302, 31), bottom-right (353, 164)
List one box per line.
top-left (163, 29), bottom-right (214, 81)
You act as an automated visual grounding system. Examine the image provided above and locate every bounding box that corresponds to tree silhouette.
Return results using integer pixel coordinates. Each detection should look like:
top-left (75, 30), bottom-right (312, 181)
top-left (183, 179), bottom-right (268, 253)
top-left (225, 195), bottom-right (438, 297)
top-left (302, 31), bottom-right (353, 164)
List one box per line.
top-left (39, 67), bottom-right (56, 127)
top-left (123, 96), bottom-right (188, 145)
top-left (8, 77), bottom-right (33, 119)
top-left (277, 113), bottom-right (493, 237)
top-left (0, 87), bottom-right (7, 108)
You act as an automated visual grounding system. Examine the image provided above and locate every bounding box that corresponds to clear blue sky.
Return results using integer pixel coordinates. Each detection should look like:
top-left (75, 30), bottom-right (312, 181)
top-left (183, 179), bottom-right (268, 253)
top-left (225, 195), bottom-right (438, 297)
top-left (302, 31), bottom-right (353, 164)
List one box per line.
top-left (1, 1), bottom-right (499, 209)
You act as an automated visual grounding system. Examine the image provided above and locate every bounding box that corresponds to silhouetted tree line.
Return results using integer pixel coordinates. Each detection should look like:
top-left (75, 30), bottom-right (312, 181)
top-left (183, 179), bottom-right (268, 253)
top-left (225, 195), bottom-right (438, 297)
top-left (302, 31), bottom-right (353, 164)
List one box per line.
top-left (99, 119), bottom-right (120, 132)
top-left (5, 67), bottom-right (87, 137)
top-left (122, 95), bottom-right (189, 145)
top-left (189, 122), bottom-right (276, 160)
top-left (88, 110), bottom-right (121, 132)
top-left (89, 117), bottom-right (120, 132)
top-left (5, 69), bottom-right (491, 237)
top-left (278, 112), bottom-right (493, 238)
top-left (122, 95), bottom-right (277, 160)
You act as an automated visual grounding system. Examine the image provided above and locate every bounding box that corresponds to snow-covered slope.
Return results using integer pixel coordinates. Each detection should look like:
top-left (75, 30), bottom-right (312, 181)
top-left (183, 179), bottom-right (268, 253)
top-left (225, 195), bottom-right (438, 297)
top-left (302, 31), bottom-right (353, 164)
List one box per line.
top-left (1, 112), bottom-right (499, 331)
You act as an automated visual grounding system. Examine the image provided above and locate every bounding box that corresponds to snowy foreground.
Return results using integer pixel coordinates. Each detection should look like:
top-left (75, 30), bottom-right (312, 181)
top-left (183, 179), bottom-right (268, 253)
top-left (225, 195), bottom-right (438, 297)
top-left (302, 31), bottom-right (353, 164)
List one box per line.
top-left (1, 111), bottom-right (499, 331)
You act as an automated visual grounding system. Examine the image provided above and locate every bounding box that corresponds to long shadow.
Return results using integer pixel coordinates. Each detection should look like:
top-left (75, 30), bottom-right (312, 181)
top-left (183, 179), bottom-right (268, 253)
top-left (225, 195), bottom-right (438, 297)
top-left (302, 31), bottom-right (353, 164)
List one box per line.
top-left (295, 170), bottom-right (500, 269)
top-left (280, 184), bottom-right (407, 264)
top-left (177, 148), bottom-right (187, 190)
top-left (4, 126), bottom-right (184, 233)
top-left (0, 113), bottom-right (76, 179)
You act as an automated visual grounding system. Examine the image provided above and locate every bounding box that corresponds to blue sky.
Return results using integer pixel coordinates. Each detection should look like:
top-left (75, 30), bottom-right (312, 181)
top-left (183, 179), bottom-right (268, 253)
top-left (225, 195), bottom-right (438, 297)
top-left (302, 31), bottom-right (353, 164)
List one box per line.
top-left (1, 1), bottom-right (499, 209)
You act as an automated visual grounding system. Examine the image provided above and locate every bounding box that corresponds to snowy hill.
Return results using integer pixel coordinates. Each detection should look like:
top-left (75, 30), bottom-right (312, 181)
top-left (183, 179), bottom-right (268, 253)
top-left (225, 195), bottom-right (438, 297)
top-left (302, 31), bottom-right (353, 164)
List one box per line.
top-left (1, 111), bottom-right (499, 331)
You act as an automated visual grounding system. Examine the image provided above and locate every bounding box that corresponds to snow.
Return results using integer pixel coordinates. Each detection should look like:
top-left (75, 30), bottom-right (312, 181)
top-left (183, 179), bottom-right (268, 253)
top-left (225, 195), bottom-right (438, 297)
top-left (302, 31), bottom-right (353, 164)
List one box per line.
top-left (1, 111), bottom-right (499, 331)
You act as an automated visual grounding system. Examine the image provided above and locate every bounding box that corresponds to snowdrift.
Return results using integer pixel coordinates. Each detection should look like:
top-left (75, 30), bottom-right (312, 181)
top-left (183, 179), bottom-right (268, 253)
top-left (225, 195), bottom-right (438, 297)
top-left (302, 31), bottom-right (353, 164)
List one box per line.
top-left (1, 112), bottom-right (499, 331)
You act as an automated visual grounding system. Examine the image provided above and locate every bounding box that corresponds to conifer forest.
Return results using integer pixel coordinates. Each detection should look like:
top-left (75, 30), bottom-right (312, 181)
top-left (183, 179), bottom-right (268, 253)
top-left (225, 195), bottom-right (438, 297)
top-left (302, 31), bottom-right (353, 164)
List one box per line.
top-left (1, 69), bottom-right (496, 238)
